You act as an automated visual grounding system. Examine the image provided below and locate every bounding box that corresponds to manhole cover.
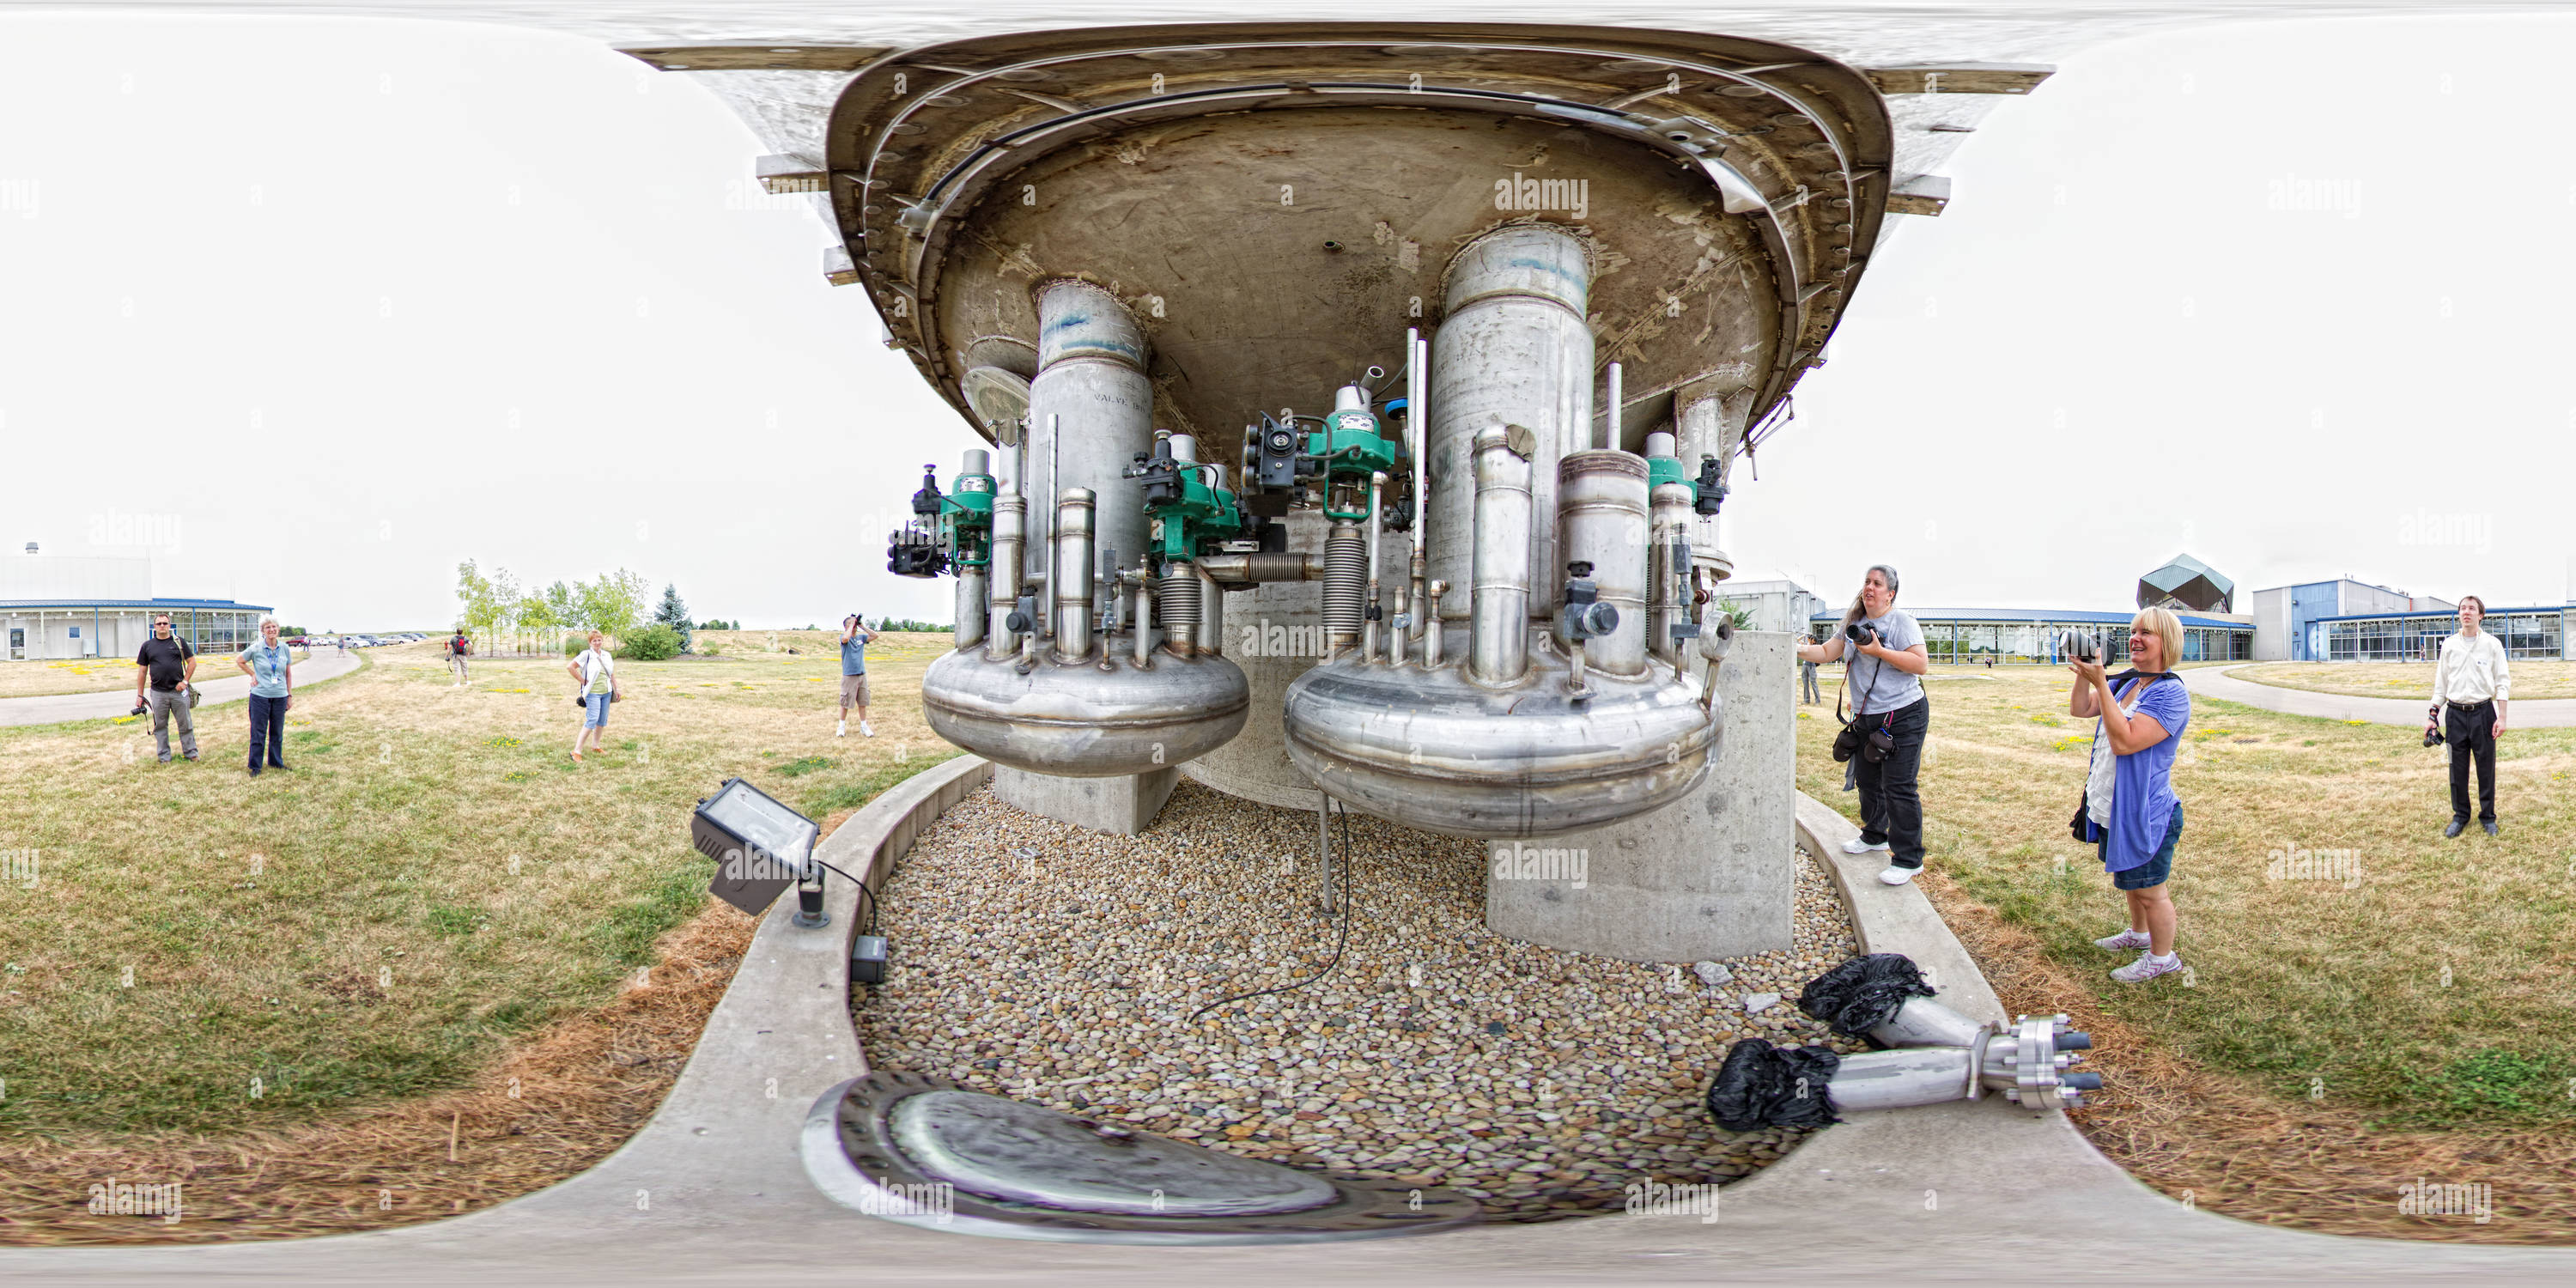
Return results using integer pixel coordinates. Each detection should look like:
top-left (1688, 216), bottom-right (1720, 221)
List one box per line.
top-left (804, 1071), bottom-right (1480, 1244)
top-left (893, 1090), bottom-right (1337, 1217)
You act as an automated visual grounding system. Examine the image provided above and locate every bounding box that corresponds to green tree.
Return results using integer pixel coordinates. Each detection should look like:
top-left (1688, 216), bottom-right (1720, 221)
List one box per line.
top-left (653, 583), bottom-right (693, 653)
top-left (454, 561), bottom-right (501, 654)
top-left (542, 580), bottom-right (578, 653)
top-left (578, 568), bottom-right (650, 643)
top-left (515, 592), bottom-right (553, 656)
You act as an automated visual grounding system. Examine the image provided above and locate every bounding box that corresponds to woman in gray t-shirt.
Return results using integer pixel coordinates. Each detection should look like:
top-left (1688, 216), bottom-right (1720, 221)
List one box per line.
top-left (1794, 564), bottom-right (1932, 885)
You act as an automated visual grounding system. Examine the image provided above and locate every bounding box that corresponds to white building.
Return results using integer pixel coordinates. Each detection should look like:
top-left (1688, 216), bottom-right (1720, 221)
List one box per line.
top-left (0, 553), bottom-right (270, 661)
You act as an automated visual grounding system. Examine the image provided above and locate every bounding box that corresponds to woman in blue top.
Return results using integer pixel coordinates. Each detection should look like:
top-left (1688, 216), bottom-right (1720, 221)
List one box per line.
top-left (2068, 607), bottom-right (2190, 983)
top-left (234, 616), bottom-right (295, 777)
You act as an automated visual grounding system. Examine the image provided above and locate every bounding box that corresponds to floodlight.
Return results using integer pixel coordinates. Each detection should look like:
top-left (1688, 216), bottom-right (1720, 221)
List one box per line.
top-left (692, 777), bottom-right (820, 920)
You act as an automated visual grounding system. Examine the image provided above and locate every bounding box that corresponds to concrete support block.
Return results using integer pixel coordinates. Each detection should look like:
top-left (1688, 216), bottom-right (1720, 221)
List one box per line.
top-left (1176, 510), bottom-right (1328, 813)
top-left (992, 764), bottom-right (1180, 836)
top-left (1485, 629), bottom-right (1797, 962)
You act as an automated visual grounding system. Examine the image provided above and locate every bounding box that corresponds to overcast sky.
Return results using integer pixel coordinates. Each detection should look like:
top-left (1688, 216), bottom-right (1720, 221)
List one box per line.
top-left (3, 10), bottom-right (2571, 629)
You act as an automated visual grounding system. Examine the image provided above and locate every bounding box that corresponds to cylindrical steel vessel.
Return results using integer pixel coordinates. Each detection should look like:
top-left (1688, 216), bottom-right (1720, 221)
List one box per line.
top-left (984, 492), bottom-right (1025, 662)
top-left (1822, 1047), bottom-right (1978, 1114)
top-left (1425, 223), bottom-right (1594, 622)
top-left (1468, 424), bottom-right (1533, 686)
top-left (1027, 281), bottom-right (1151, 580)
top-left (1556, 450), bottom-right (1649, 678)
top-left (923, 647), bottom-right (1251, 779)
top-left (1052, 489), bottom-right (1095, 664)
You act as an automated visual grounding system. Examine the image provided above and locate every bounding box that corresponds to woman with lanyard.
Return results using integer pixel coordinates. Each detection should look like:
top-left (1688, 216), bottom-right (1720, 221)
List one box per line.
top-left (235, 615), bottom-right (295, 777)
top-left (1795, 564), bottom-right (1931, 886)
top-left (568, 629), bottom-right (623, 762)
top-left (2069, 608), bottom-right (2191, 983)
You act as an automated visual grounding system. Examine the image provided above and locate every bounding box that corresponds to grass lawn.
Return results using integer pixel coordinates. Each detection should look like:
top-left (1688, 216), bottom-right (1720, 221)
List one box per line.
top-left (1795, 666), bottom-right (2574, 1233)
top-left (1799, 665), bottom-right (2573, 1132)
top-left (0, 649), bottom-right (311, 700)
top-left (0, 634), bottom-right (955, 1157)
top-left (2234, 660), bottom-right (2576, 702)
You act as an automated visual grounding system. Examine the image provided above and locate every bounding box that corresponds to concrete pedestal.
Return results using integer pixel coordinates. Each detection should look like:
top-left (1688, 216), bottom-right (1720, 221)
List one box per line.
top-left (992, 764), bottom-right (1181, 836)
top-left (1484, 629), bottom-right (1797, 962)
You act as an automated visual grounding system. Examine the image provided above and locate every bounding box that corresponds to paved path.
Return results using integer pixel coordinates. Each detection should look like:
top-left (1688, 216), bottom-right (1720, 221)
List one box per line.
top-left (2183, 664), bottom-right (2576, 728)
top-left (2, 760), bottom-right (2567, 1283)
top-left (0, 648), bottom-right (364, 728)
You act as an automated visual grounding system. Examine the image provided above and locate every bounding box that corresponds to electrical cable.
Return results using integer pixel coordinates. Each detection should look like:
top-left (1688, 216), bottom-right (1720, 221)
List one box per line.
top-left (1188, 800), bottom-right (1358, 1023)
top-left (809, 854), bottom-right (882, 935)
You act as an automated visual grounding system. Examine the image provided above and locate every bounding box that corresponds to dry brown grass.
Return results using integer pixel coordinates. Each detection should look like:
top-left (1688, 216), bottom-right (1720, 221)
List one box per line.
top-left (2235, 660), bottom-right (2576, 702)
top-left (0, 649), bottom-right (310, 700)
top-left (0, 901), bottom-right (755, 1245)
top-left (0, 631), bottom-right (963, 1245)
top-left (1926, 872), bottom-right (2576, 1242)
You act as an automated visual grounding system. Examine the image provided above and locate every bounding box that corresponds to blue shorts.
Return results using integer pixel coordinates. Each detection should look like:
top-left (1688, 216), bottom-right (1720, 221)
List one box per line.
top-left (584, 692), bottom-right (612, 727)
top-left (2104, 799), bottom-right (2183, 890)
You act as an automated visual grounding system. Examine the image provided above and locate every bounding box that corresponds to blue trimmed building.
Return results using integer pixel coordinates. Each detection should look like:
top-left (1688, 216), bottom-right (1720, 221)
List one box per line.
top-left (3, 597), bottom-right (275, 662)
top-left (1807, 605), bottom-right (2253, 665)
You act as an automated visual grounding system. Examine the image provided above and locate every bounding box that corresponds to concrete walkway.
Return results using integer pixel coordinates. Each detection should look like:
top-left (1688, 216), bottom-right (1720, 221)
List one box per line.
top-left (0, 648), bottom-right (363, 728)
top-left (2, 757), bottom-right (2566, 1283)
top-left (2183, 664), bottom-right (2576, 728)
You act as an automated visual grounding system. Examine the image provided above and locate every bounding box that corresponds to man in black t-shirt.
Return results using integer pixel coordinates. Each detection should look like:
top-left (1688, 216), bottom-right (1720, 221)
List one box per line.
top-left (448, 629), bottom-right (471, 686)
top-left (133, 614), bottom-right (200, 762)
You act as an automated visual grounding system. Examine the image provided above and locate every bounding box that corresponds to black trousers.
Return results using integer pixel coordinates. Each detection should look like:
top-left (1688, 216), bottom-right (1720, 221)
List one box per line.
top-left (2445, 701), bottom-right (2497, 823)
top-left (1855, 697), bottom-right (1931, 868)
top-left (247, 693), bottom-right (289, 769)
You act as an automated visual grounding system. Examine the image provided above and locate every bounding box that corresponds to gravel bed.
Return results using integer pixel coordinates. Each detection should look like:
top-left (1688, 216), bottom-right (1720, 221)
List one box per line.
top-left (854, 779), bottom-right (1867, 1223)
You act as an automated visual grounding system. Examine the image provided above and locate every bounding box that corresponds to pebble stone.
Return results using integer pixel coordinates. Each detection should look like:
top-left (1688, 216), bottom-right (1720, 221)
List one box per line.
top-left (854, 780), bottom-right (1867, 1224)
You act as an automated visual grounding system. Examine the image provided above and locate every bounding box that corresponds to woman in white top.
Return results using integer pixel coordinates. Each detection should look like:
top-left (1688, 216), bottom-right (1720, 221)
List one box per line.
top-left (2426, 596), bottom-right (2510, 836)
top-left (568, 629), bottom-right (622, 762)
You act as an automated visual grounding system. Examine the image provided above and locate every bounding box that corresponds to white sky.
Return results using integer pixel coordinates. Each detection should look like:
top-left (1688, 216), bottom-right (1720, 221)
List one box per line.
top-left (3, 11), bottom-right (2571, 629)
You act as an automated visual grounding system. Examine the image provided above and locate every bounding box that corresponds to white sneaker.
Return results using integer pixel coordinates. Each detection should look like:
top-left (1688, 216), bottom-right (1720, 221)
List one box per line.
top-left (861, 721), bottom-right (875, 737)
top-left (2111, 951), bottom-right (2184, 983)
top-left (1842, 836), bottom-right (1890, 855)
top-left (1877, 865), bottom-right (1920, 886)
top-left (835, 720), bottom-right (847, 738)
top-left (2094, 929), bottom-right (2152, 951)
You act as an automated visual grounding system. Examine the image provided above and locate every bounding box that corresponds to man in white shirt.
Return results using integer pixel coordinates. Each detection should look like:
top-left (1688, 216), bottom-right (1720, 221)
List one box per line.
top-left (2426, 596), bottom-right (2509, 837)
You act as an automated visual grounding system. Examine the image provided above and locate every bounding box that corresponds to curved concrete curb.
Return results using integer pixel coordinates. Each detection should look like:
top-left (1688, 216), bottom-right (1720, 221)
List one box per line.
top-left (2184, 663), bottom-right (2576, 729)
top-left (0, 647), bottom-right (361, 729)
top-left (5, 766), bottom-right (2569, 1281)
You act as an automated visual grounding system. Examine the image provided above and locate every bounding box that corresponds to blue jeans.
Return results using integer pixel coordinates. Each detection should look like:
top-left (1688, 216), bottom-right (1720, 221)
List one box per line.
top-left (247, 693), bottom-right (288, 769)
top-left (584, 692), bottom-right (612, 728)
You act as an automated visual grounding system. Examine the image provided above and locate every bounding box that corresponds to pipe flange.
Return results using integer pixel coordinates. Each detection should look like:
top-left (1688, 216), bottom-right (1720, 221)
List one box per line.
top-left (802, 1071), bottom-right (1480, 1244)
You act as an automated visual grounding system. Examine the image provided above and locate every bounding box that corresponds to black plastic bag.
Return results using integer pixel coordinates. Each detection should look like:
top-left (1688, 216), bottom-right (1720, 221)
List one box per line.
top-left (1796, 952), bottom-right (1935, 1037)
top-left (1704, 1037), bottom-right (1842, 1131)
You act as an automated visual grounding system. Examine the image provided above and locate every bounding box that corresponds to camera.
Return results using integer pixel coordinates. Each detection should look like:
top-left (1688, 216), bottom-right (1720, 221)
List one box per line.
top-left (1843, 622), bottom-right (1876, 644)
top-left (2059, 630), bottom-right (2102, 663)
top-left (2422, 720), bottom-right (2444, 749)
top-left (131, 702), bottom-right (148, 717)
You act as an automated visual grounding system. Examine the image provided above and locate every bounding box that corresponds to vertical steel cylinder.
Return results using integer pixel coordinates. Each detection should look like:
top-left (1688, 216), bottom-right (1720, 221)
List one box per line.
top-left (1194, 562), bottom-right (1224, 658)
top-left (984, 493), bottom-right (1026, 662)
top-left (961, 447), bottom-right (990, 477)
top-left (1648, 482), bottom-right (1697, 665)
top-left (1028, 281), bottom-right (1151, 593)
top-left (1426, 223), bottom-right (1594, 622)
top-left (954, 447), bottom-right (992, 652)
top-left (1469, 424), bottom-right (1533, 685)
top-left (1052, 488), bottom-right (1096, 664)
top-left (1558, 451), bottom-right (1649, 677)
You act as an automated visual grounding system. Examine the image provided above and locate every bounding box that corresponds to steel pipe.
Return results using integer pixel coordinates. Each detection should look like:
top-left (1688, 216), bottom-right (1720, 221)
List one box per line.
top-left (1159, 566), bottom-right (1200, 656)
top-left (1194, 562), bottom-right (1224, 658)
top-left (1363, 471), bottom-right (1387, 664)
top-left (1426, 222), bottom-right (1594, 621)
top-left (1198, 552), bottom-right (1321, 584)
top-left (1468, 423), bottom-right (1534, 686)
top-left (1321, 522), bottom-right (1365, 654)
top-left (1556, 450), bottom-right (1649, 678)
top-left (1052, 488), bottom-right (1095, 665)
top-left (1424, 580), bottom-right (1447, 669)
top-left (1134, 557), bottom-right (1154, 669)
top-left (1648, 482), bottom-right (1696, 666)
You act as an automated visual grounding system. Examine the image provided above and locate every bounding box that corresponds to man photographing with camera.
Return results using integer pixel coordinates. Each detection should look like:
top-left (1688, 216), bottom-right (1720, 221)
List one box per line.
top-left (838, 613), bottom-right (875, 738)
top-left (132, 612), bottom-right (200, 763)
top-left (2427, 595), bottom-right (2509, 837)
top-left (1795, 565), bottom-right (1932, 885)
